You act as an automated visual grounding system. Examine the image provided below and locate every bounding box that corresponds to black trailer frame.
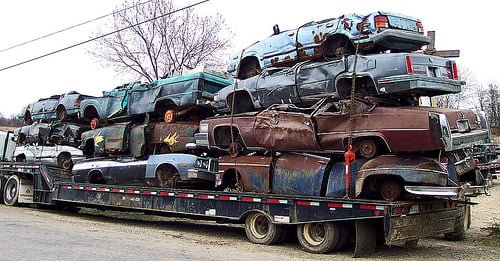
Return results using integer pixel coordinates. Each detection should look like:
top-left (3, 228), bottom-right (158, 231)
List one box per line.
top-left (0, 162), bottom-right (460, 257)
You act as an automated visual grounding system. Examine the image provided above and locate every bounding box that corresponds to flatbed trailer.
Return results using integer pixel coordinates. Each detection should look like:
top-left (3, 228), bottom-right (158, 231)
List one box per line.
top-left (0, 162), bottom-right (465, 257)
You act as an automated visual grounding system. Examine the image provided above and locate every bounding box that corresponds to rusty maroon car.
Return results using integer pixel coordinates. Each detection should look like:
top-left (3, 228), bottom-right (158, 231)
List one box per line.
top-left (197, 98), bottom-right (489, 158)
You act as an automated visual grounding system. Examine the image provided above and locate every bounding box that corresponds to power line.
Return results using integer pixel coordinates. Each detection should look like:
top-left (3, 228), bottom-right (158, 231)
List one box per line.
top-left (0, 0), bottom-right (155, 53)
top-left (0, 0), bottom-right (209, 72)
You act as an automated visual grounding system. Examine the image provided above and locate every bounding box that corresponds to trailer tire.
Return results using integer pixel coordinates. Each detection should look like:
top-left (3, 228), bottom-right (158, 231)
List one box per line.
top-left (3, 175), bottom-right (20, 206)
top-left (297, 222), bottom-right (343, 254)
top-left (245, 212), bottom-right (283, 245)
top-left (444, 204), bottom-right (469, 241)
top-left (0, 176), bottom-right (5, 203)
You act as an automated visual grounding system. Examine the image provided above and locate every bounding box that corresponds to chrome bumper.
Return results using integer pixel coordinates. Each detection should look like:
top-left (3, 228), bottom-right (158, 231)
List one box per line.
top-left (405, 183), bottom-right (491, 198)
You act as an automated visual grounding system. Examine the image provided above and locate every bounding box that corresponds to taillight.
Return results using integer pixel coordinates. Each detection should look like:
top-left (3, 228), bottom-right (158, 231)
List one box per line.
top-left (452, 63), bottom-right (459, 79)
top-left (416, 22), bottom-right (424, 34)
top-left (374, 15), bottom-right (389, 28)
top-left (405, 56), bottom-right (414, 74)
top-left (75, 97), bottom-right (82, 104)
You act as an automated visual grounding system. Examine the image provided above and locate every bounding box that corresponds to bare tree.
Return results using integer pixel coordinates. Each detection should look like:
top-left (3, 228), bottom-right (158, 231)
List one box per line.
top-left (485, 83), bottom-right (499, 135)
top-left (90, 0), bottom-right (233, 82)
top-left (434, 68), bottom-right (478, 109)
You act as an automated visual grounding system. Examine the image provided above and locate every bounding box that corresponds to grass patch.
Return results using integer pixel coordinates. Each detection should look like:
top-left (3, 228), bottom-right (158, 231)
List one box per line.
top-left (489, 233), bottom-right (500, 247)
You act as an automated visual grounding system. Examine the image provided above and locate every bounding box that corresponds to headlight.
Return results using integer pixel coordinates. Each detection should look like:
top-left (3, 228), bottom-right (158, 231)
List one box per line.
top-left (199, 123), bottom-right (208, 133)
top-left (213, 94), bottom-right (220, 102)
top-left (195, 158), bottom-right (209, 169)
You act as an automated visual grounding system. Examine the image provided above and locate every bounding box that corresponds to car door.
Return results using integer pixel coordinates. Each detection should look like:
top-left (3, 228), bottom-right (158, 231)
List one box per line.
top-left (259, 28), bottom-right (298, 68)
top-left (253, 108), bottom-right (320, 151)
top-left (295, 60), bottom-right (344, 104)
top-left (107, 159), bottom-right (147, 185)
top-left (256, 68), bottom-right (300, 108)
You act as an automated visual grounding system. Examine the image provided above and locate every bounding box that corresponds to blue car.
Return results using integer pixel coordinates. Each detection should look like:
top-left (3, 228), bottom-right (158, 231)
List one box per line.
top-left (228, 11), bottom-right (430, 79)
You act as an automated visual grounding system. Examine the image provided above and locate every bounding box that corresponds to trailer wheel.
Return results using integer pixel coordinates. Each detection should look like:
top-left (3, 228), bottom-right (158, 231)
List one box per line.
top-left (245, 212), bottom-right (283, 245)
top-left (444, 204), bottom-right (469, 241)
top-left (297, 222), bottom-right (343, 254)
top-left (3, 175), bottom-right (20, 206)
top-left (0, 176), bottom-right (5, 203)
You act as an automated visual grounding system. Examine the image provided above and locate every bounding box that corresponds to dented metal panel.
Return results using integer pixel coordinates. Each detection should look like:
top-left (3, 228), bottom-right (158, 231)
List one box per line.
top-left (218, 155), bottom-right (273, 193)
top-left (151, 122), bottom-right (198, 153)
top-left (81, 122), bottom-right (130, 156)
top-left (272, 153), bottom-right (328, 196)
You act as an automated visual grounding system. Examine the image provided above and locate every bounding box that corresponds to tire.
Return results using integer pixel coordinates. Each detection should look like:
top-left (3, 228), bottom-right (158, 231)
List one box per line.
top-left (296, 222), bottom-right (343, 254)
top-left (155, 165), bottom-right (179, 188)
top-left (3, 175), bottom-right (20, 206)
top-left (57, 154), bottom-right (73, 170)
top-left (444, 205), bottom-right (468, 241)
top-left (356, 139), bottom-right (379, 159)
top-left (0, 177), bottom-right (5, 203)
top-left (380, 179), bottom-right (402, 201)
top-left (245, 212), bottom-right (283, 245)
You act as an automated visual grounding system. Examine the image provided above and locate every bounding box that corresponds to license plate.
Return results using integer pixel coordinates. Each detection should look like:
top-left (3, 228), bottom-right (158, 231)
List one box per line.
top-left (388, 17), bottom-right (417, 32)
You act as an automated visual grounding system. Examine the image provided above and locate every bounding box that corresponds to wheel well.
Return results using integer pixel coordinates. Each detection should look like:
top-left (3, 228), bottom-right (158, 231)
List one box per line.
top-left (57, 152), bottom-right (71, 161)
top-left (155, 163), bottom-right (178, 177)
top-left (214, 126), bottom-right (241, 147)
top-left (237, 56), bottom-right (260, 79)
top-left (348, 136), bottom-right (389, 154)
top-left (84, 105), bottom-right (99, 119)
top-left (226, 91), bottom-right (254, 113)
top-left (83, 139), bottom-right (95, 156)
top-left (15, 154), bottom-right (26, 162)
top-left (221, 169), bottom-right (242, 189)
top-left (154, 99), bottom-right (176, 117)
top-left (322, 34), bottom-right (354, 57)
top-left (56, 104), bottom-right (66, 113)
top-left (88, 170), bottom-right (106, 184)
top-left (336, 76), bottom-right (377, 98)
top-left (361, 174), bottom-right (404, 198)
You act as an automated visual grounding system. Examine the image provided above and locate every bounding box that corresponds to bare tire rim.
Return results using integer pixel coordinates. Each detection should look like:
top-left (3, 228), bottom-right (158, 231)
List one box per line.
top-left (58, 109), bottom-right (67, 121)
top-left (5, 179), bottom-right (17, 203)
top-left (303, 223), bottom-right (326, 246)
top-left (250, 214), bottom-right (270, 239)
top-left (164, 110), bottom-right (175, 123)
top-left (90, 118), bottom-right (99, 129)
top-left (359, 140), bottom-right (377, 159)
top-left (380, 180), bottom-right (401, 201)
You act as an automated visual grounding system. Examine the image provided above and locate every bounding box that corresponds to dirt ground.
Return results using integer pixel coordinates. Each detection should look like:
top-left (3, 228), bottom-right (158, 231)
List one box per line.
top-left (0, 181), bottom-right (499, 260)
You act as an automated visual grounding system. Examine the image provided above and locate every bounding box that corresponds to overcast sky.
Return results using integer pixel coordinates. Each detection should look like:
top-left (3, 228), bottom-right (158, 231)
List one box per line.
top-left (0, 0), bottom-right (498, 116)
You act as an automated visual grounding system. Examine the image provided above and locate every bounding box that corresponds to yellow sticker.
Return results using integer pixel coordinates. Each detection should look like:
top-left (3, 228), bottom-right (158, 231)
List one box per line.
top-left (163, 132), bottom-right (179, 146)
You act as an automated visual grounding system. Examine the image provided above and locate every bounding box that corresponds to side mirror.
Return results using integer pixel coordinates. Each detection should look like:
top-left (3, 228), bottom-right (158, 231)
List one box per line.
top-left (273, 24), bottom-right (280, 35)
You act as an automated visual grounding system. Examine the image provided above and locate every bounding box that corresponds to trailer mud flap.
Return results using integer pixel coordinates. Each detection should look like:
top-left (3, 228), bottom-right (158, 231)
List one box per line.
top-left (386, 209), bottom-right (457, 245)
top-left (354, 220), bottom-right (376, 257)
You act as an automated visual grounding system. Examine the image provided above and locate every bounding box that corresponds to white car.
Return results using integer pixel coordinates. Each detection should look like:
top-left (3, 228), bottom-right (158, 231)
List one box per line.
top-left (13, 144), bottom-right (84, 170)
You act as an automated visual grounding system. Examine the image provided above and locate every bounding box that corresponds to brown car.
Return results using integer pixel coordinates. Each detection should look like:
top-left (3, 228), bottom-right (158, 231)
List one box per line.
top-left (197, 98), bottom-right (489, 158)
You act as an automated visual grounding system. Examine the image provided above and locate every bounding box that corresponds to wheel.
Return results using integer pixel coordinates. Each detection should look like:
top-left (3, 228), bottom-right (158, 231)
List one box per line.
top-left (90, 118), bottom-right (100, 129)
top-left (245, 212), bottom-right (283, 245)
top-left (57, 154), bottom-right (73, 170)
top-left (3, 175), bottom-right (20, 206)
top-left (155, 165), bottom-right (179, 188)
top-left (164, 110), bottom-right (176, 123)
top-left (296, 222), bottom-right (343, 254)
top-left (356, 139), bottom-right (379, 159)
top-left (444, 204), bottom-right (468, 241)
top-left (57, 107), bottom-right (68, 121)
top-left (379, 179), bottom-right (401, 201)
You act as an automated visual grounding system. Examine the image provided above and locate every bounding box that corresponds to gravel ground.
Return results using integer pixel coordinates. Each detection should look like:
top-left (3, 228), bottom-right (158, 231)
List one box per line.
top-left (0, 180), bottom-right (499, 260)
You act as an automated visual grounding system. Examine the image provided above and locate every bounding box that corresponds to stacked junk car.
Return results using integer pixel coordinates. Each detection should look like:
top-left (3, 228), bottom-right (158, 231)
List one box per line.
top-left (0, 11), bottom-right (496, 257)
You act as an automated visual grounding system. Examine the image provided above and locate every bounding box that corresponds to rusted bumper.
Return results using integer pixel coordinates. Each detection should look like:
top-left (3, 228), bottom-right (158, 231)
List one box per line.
top-left (386, 208), bottom-right (457, 245)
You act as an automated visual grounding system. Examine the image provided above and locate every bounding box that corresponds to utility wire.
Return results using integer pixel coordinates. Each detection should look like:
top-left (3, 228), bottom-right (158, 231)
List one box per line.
top-left (0, 0), bottom-right (155, 53)
top-left (0, 0), bottom-right (209, 72)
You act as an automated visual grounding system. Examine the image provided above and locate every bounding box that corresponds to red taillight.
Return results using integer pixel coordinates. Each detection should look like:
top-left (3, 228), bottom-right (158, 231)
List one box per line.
top-left (75, 97), bottom-right (82, 104)
top-left (374, 15), bottom-right (389, 28)
top-left (405, 56), bottom-right (414, 74)
top-left (452, 63), bottom-right (459, 79)
top-left (416, 22), bottom-right (424, 34)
